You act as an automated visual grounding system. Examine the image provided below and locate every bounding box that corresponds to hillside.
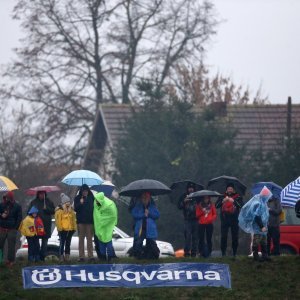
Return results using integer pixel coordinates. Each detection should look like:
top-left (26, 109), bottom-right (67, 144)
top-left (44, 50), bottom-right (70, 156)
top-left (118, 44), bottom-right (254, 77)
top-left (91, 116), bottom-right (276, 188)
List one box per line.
top-left (0, 256), bottom-right (299, 300)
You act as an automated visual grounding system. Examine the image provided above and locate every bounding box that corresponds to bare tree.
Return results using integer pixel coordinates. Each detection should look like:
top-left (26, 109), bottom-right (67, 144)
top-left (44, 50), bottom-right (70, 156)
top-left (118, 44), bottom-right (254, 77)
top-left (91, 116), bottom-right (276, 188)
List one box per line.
top-left (0, 0), bottom-right (217, 162)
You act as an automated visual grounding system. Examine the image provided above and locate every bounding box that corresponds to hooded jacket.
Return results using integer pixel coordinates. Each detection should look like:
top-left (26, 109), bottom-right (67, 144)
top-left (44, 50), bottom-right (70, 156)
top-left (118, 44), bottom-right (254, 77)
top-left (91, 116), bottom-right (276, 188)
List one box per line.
top-left (28, 192), bottom-right (55, 238)
top-left (93, 192), bottom-right (118, 243)
top-left (74, 185), bottom-right (94, 224)
top-left (19, 207), bottom-right (45, 237)
top-left (0, 199), bottom-right (22, 229)
top-left (238, 187), bottom-right (272, 235)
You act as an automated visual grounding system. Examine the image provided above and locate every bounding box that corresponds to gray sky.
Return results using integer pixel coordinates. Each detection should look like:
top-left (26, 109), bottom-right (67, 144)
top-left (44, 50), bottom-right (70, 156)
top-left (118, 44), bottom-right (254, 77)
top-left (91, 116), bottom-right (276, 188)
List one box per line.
top-left (0, 0), bottom-right (299, 104)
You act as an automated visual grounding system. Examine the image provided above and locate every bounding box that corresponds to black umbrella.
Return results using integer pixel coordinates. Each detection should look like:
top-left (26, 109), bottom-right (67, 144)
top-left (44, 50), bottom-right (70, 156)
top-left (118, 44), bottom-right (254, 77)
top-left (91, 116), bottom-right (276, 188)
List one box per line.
top-left (207, 175), bottom-right (247, 195)
top-left (169, 180), bottom-right (204, 202)
top-left (188, 190), bottom-right (222, 199)
top-left (119, 179), bottom-right (171, 197)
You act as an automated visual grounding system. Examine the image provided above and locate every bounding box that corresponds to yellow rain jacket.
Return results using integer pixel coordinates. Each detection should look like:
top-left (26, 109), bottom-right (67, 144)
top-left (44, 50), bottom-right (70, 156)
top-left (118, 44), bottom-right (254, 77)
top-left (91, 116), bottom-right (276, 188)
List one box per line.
top-left (19, 215), bottom-right (45, 237)
top-left (55, 206), bottom-right (77, 231)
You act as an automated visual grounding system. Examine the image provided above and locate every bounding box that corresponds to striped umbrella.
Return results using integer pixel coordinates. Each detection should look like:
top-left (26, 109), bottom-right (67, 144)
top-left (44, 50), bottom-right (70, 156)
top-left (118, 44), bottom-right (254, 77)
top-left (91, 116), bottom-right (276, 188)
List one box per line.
top-left (280, 176), bottom-right (300, 207)
top-left (0, 176), bottom-right (18, 192)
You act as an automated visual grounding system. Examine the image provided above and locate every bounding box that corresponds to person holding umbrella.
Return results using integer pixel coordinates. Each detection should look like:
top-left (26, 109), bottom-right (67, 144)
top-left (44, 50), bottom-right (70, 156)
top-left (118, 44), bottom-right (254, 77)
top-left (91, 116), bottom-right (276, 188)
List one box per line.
top-left (177, 182), bottom-right (198, 257)
top-left (0, 191), bottom-right (22, 266)
top-left (131, 192), bottom-right (160, 259)
top-left (74, 184), bottom-right (95, 262)
top-left (215, 183), bottom-right (244, 257)
top-left (28, 190), bottom-right (55, 261)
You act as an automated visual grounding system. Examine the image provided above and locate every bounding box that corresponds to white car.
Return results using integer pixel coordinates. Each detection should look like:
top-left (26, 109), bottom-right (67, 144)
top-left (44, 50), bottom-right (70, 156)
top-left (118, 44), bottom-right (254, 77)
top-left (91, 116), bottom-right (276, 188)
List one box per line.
top-left (16, 220), bottom-right (174, 260)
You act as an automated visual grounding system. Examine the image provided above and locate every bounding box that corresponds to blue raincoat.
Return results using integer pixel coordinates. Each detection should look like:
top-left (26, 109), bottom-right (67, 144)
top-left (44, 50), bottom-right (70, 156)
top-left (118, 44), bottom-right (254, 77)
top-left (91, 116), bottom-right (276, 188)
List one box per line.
top-left (238, 187), bottom-right (272, 235)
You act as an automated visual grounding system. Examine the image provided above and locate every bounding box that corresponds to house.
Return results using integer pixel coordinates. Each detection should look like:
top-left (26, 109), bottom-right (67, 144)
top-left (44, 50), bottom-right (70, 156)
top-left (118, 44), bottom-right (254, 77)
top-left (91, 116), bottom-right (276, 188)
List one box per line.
top-left (82, 101), bottom-right (300, 178)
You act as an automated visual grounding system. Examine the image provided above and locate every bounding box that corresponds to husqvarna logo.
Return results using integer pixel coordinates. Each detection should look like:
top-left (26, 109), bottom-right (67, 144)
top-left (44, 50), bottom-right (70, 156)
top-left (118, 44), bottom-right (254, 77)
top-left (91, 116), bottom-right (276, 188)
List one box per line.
top-left (31, 268), bottom-right (62, 285)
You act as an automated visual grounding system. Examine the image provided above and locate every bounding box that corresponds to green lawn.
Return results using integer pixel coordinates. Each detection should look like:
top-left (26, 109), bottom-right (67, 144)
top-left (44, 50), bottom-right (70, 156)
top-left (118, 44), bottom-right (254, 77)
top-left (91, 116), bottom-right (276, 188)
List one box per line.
top-left (0, 256), bottom-right (299, 300)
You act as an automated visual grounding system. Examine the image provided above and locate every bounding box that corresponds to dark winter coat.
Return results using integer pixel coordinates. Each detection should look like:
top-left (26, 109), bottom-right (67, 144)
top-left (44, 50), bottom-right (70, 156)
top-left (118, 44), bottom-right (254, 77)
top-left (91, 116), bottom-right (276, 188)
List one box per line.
top-left (74, 189), bottom-right (94, 224)
top-left (267, 198), bottom-right (282, 227)
top-left (28, 197), bottom-right (55, 238)
top-left (0, 201), bottom-right (22, 229)
top-left (177, 193), bottom-right (197, 220)
top-left (215, 192), bottom-right (243, 224)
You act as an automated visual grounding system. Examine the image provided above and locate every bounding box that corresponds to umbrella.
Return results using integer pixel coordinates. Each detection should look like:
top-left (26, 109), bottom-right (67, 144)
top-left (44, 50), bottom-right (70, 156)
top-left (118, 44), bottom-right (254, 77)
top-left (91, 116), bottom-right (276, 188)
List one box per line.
top-left (0, 176), bottom-right (18, 192)
top-left (169, 180), bottom-right (204, 202)
top-left (251, 182), bottom-right (282, 200)
top-left (62, 169), bottom-right (104, 186)
top-left (25, 185), bottom-right (61, 196)
top-left (119, 179), bottom-right (171, 197)
top-left (207, 175), bottom-right (247, 195)
top-left (188, 190), bottom-right (221, 199)
top-left (91, 181), bottom-right (115, 197)
top-left (281, 176), bottom-right (300, 207)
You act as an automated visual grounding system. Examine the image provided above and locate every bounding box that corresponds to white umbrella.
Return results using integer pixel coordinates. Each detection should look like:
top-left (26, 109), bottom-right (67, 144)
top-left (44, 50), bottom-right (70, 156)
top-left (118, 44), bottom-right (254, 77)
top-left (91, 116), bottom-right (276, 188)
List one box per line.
top-left (281, 176), bottom-right (300, 207)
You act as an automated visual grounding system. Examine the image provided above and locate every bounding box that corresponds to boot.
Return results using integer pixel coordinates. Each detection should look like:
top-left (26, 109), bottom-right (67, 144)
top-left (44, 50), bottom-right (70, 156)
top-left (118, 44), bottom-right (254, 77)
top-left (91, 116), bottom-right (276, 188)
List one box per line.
top-left (59, 255), bottom-right (64, 262)
top-left (252, 246), bottom-right (260, 262)
top-left (65, 254), bottom-right (70, 262)
top-left (261, 245), bottom-right (272, 262)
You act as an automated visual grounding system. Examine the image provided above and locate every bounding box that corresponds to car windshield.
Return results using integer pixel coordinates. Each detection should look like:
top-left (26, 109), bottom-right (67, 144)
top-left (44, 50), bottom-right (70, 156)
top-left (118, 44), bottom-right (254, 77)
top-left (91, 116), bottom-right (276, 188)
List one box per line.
top-left (281, 207), bottom-right (300, 225)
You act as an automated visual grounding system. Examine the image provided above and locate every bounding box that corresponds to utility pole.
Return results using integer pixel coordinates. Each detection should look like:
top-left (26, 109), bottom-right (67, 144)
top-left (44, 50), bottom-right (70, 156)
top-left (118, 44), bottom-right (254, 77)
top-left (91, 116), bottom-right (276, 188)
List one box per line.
top-left (286, 96), bottom-right (292, 150)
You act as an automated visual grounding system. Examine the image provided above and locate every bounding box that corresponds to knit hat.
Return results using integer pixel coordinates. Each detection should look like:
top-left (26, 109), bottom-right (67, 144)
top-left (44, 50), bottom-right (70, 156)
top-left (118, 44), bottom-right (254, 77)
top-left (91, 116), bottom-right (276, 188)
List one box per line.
top-left (6, 191), bottom-right (14, 200)
top-left (28, 206), bottom-right (39, 215)
top-left (60, 193), bottom-right (71, 205)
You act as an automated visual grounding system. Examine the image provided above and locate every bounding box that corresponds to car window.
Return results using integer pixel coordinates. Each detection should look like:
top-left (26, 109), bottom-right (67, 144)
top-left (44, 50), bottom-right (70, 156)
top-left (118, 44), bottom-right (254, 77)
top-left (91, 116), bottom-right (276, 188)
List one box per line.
top-left (281, 207), bottom-right (300, 225)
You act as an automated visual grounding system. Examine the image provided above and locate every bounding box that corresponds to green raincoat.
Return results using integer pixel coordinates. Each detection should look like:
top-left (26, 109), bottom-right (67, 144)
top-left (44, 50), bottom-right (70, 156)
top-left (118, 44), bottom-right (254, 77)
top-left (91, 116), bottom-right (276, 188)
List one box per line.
top-left (93, 192), bottom-right (118, 243)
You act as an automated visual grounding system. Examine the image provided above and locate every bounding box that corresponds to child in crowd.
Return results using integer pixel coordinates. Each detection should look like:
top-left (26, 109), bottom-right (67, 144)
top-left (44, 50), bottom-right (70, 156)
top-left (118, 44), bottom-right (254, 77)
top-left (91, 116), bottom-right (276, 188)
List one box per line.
top-left (19, 206), bottom-right (45, 262)
top-left (196, 196), bottom-right (217, 257)
top-left (55, 193), bottom-right (77, 262)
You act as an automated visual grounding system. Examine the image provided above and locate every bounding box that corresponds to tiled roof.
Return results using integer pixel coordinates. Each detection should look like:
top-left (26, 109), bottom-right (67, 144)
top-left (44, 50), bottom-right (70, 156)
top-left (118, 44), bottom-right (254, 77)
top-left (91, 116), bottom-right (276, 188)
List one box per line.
top-left (100, 103), bottom-right (300, 152)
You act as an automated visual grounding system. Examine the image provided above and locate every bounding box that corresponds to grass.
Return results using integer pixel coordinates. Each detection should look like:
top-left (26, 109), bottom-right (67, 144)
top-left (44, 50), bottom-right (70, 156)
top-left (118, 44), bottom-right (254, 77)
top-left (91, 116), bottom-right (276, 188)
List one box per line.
top-left (0, 256), bottom-right (299, 300)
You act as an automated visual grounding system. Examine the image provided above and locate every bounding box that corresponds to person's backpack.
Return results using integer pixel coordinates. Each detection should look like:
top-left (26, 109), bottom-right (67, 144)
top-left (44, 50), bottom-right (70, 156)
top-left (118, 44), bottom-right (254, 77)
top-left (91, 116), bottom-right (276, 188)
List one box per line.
top-left (222, 200), bottom-right (236, 214)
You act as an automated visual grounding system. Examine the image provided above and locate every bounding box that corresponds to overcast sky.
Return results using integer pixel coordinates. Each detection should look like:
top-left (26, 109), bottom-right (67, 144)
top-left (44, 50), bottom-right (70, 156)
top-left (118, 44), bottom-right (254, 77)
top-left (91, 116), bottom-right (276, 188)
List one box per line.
top-left (0, 0), bottom-right (299, 104)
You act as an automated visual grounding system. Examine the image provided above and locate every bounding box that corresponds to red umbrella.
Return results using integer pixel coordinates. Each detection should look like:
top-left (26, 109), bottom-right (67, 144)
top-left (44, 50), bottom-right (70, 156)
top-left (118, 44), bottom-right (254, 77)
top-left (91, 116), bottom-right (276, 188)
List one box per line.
top-left (26, 185), bottom-right (61, 196)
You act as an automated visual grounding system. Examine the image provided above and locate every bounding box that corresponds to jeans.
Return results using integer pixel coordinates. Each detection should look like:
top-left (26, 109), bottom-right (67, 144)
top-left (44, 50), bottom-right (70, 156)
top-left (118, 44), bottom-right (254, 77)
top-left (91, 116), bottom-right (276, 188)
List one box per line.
top-left (97, 240), bottom-right (115, 261)
top-left (27, 236), bottom-right (40, 262)
top-left (0, 228), bottom-right (17, 262)
top-left (267, 226), bottom-right (280, 255)
top-left (221, 220), bottom-right (239, 256)
top-left (198, 224), bottom-right (214, 257)
top-left (184, 219), bottom-right (198, 257)
top-left (59, 231), bottom-right (74, 255)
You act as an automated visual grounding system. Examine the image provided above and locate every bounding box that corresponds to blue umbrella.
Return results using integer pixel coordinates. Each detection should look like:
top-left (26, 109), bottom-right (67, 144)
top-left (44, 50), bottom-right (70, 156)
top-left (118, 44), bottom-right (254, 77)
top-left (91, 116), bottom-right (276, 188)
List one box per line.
top-left (281, 176), bottom-right (300, 207)
top-left (62, 170), bottom-right (104, 186)
top-left (91, 181), bottom-right (115, 197)
top-left (251, 182), bottom-right (282, 200)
